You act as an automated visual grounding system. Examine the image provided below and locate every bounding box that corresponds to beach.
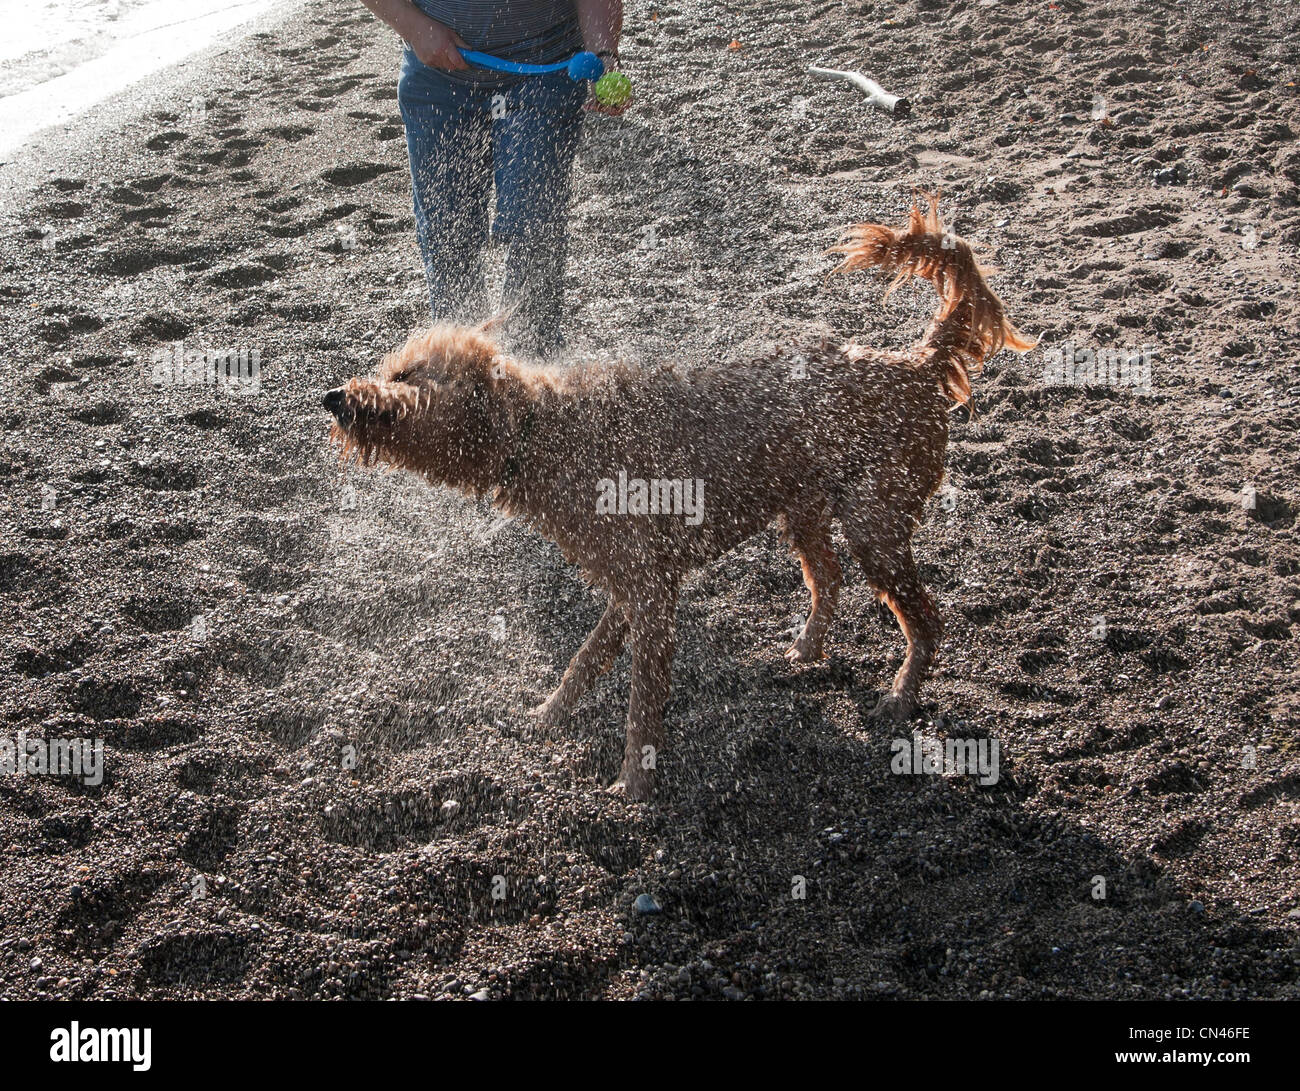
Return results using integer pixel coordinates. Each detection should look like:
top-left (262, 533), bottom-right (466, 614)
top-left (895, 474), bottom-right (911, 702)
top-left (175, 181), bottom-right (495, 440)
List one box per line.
top-left (0, 0), bottom-right (305, 160)
top-left (0, 0), bottom-right (1298, 999)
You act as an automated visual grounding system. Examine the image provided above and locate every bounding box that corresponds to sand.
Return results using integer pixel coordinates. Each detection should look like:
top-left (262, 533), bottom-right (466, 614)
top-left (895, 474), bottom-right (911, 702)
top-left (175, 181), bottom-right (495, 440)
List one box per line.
top-left (0, 0), bottom-right (1297, 999)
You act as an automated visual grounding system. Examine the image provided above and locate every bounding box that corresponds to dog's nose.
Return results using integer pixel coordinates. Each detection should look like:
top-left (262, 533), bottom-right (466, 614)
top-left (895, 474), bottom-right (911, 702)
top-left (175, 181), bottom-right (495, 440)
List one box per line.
top-left (323, 388), bottom-right (352, 424)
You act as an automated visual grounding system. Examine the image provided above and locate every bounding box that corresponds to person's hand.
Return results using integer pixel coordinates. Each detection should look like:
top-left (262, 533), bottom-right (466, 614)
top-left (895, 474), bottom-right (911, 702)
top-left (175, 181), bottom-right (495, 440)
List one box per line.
top-left (405, 15), bottom-right (469, 71)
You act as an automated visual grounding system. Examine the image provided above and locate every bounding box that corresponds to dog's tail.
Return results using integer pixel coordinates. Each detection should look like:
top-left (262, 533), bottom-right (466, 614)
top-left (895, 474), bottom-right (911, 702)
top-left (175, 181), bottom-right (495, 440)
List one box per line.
top-left (827, 193), bottom-right (1034, 404)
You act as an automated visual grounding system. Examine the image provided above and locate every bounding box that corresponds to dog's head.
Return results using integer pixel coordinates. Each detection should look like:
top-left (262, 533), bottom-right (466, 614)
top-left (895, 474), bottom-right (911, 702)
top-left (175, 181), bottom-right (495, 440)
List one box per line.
top-left (324, 323), bottom-right (510, 487)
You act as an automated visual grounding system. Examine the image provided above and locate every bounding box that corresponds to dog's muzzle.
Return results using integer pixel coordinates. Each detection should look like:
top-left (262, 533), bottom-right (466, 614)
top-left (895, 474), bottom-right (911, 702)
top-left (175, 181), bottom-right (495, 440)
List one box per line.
top-left (323, 387), bottom-right (354, 427)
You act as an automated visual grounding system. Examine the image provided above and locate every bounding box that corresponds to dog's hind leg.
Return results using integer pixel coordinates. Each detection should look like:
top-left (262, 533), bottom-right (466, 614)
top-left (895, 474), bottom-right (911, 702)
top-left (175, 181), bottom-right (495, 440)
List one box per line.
top-left (532, 600), bottom-right (628, 727)
top-left (613, 588), bottom-right (677, 801)
top-left (778, 503), bottom-right (842, 662)
top-left (841, 513), bottom-right (942, 720)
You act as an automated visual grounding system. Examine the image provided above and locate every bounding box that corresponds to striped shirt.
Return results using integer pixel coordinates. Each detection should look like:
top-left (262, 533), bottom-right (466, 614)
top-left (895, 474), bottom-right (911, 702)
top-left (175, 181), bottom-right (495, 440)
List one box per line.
top-left (411, 0), bottom-right (582, 71)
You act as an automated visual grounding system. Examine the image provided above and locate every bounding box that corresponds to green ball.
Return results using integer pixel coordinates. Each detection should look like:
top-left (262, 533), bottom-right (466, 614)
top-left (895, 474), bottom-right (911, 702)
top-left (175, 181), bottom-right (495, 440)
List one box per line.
top-left (594, 71), bottom-right (632, 107)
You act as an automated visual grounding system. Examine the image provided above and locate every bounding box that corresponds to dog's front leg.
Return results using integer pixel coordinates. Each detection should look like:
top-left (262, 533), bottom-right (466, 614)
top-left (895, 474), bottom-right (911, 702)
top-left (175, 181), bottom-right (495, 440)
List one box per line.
top-left (614, 591), bottom-right (676, 801)
top-left (532, 599), bottom-right (628, 727)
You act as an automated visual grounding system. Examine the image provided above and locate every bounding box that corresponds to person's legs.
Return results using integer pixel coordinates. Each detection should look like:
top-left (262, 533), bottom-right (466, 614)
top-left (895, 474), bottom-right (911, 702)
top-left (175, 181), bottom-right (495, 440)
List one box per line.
top-left (491, 73), bottom-right (587, 355)
top-left (398, 49), bottom-right (493, 322)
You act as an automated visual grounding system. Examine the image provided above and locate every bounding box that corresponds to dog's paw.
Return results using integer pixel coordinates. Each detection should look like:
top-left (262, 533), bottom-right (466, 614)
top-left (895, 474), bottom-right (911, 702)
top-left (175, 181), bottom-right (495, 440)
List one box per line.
top-left (530, 696), bottom-right (568, 728)
top-left (783, 636), bottom-right (825, 663)
top-left (869, 692), bottom-right (916, 721)
top-left (608, 768), bottom-right (655, 802)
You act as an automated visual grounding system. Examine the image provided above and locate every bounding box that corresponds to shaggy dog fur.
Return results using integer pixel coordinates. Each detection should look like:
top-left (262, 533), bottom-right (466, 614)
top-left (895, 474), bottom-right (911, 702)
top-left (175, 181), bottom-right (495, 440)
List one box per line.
top-left (324, 197), bottom-right (1032, 800)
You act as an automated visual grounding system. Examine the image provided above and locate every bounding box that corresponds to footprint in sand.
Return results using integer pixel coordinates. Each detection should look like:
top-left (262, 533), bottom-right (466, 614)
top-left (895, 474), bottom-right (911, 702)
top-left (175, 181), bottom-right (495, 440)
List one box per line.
top-left (70, 401), bottom-right (127, 426)
top-left (119, 204), bottom-right (176, 225)
top-left (1237, 773), bottom-right (1300, 811)
top-left (42, 200), bottom-right (87, 219)
top-left (108, 186), bottom-right (149, 207)
top-left (261, 194), bottom-right (303, 212)
top-left (34, 361), bottom-right (78, 383)
top-left (177, 805), bottom-right (240, 871)
top-left (367, 211), bottom-right (411, 236)
top-left (131, 173), bottom-right (172, 193)
top-left (13, 638), bottom-right (93, 680)
top-left (36, 308), bottom-right (102, 342)
top-left (263, 220), bottom-right (308, 239)
top-left (1247, 495), bottom-right (1295, 529)
top-left (183, 408), bottom-right (229, 431)
top-left (311, 76), bottom-right (373, 98)
top-left (132, 456), bottom-right (200, 492)
top-left (318, 201), bottom-right (359, 221)
top-left (320, 162), bottom-right (399, 187)
top-left (145, 131), bottom-right (188, 153)
top-left (207, 262), bottom-right (280, 289)
top-left (130, 311), bottom-right (192, 342)
top-left (264, 124), bottom-right (314, 142)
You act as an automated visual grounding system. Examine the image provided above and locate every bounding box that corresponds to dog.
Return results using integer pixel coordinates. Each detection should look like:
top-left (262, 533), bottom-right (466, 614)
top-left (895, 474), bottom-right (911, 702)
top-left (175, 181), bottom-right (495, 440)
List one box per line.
top-left (323, 197), bottom-right (1032, 800)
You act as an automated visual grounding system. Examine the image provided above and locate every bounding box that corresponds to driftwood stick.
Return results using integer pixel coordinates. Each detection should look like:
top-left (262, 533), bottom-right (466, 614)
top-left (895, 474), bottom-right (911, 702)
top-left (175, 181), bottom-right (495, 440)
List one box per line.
top-left (808, 65), bottom-right (911, 115)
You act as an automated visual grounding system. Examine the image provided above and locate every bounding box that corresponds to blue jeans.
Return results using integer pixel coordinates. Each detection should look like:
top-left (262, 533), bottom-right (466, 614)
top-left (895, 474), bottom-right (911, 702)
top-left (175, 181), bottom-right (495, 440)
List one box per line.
top-left (397, 47), bottom-right (586, 354)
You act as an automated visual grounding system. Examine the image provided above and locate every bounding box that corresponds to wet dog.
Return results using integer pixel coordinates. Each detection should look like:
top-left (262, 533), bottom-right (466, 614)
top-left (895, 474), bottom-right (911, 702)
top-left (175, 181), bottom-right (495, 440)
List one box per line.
top-left (324, 197), bottom-right (1032, 800)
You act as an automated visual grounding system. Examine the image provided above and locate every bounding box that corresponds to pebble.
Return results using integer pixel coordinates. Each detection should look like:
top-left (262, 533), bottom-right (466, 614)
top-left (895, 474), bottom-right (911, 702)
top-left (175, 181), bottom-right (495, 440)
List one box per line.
top-left (1189, 900), bottom-right (1206, 915)
top-left (633, 893), bottom-right (661, 915)
top-left (440, 799), bottom-right (461, 820)
top-left (469, 988), bottom-right (491, 1001)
